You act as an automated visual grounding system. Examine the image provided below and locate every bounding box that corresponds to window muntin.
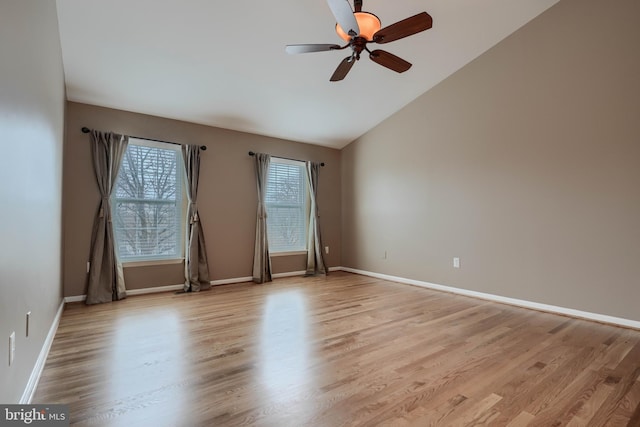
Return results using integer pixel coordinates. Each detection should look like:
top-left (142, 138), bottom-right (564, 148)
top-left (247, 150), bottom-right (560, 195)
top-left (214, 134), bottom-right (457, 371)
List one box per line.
top-left (265, 158), bottom-right (308, 253)
top-left (112, 138), bottom-right (184, 261)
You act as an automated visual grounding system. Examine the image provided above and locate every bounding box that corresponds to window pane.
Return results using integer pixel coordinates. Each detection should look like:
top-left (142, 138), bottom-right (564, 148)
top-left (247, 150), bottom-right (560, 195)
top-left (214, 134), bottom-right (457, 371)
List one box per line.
top-left (113, 201), bottom-right (179, 258)
top-left (265, 160), bottom-right (307, 252)
top-left (115, 145), bottom-right (178, 201)
top-left (266, 205), bottom-right (306, 252)
top-left (112, 141), bottom-right (183, 260)
top-left (265, 163), bottom-right (304, 205)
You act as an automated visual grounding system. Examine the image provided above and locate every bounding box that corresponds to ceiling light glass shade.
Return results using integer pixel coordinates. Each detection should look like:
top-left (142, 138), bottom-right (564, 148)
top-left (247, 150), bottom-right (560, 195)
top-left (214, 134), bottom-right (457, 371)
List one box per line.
top-left (336, 12), bottom-right (381, 42)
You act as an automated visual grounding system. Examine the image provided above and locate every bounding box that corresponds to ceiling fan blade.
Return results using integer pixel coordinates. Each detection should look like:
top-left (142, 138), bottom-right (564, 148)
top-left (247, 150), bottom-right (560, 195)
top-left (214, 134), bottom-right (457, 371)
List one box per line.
top-left (330, 56), bottom-right (356, 81)
top-left (369, 50), bottom-right (412, 73)
top-left (354, 0), bottom-right (362, 13)
top-left (327, 0), bottom-right (359, 37)
top-left (373, 12), bottom-right (433, 44)
top-left (286, 44), bottom-right (341, 54)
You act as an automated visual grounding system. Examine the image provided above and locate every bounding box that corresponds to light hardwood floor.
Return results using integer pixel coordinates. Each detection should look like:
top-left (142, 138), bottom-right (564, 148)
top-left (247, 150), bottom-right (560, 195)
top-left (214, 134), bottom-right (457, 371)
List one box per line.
top-left (34, 272), bottom-right (640, 426)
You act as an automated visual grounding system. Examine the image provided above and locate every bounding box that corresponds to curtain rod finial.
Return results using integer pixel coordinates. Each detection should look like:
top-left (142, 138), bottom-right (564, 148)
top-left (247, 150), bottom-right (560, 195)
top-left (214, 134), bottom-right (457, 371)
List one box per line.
top-left (200, 146), bottom-right (207, 151)
top-left (81, 127), bottom-right (90, 133)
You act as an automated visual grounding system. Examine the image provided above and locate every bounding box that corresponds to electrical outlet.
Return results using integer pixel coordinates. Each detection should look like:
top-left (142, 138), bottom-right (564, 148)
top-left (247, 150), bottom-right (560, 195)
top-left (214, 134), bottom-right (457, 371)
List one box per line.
top-left (9, 332), bottom-right (15, 366)
top-left (26, 312), bottom-right (31, 337)
top-left (325, 246), bottom-right (329, 254)
top-left (453, 257), bottom-right (460, 268)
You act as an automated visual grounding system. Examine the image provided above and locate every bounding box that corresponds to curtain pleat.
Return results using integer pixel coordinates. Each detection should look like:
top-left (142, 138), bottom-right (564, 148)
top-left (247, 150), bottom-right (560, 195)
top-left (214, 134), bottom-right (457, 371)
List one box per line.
top-left (86, 131), bottom-right (129, 305)
top-left (182, 145), bottom-right (211, 292)
top-left (305, 161), bottom-right (327, 276)
top-left (252, 153), bottom-right (272, 283)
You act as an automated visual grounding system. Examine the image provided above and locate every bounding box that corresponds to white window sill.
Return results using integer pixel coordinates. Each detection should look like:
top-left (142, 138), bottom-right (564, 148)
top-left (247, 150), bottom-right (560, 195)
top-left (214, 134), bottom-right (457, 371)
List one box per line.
top-left (122, 258), bottom-right (184, 268)
top-left (270, 250), bottom-right (307, 257)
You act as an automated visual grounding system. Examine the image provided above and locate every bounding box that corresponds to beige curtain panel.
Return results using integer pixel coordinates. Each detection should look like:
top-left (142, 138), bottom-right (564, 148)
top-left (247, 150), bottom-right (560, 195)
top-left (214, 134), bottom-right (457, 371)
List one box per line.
top-left (86, 130), bottom-right (128, 305)
top-left (182, 145), bottom-right (211, 292)
top-left (252, 153), bottom-right (272, 284)
top-left (305, 161), bottom-right (327, 276)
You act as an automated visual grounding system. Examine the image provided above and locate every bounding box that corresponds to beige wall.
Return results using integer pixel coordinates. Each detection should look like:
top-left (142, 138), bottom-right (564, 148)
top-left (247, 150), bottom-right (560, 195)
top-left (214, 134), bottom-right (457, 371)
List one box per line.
top-left (341, 0), bottom-right (640, 321)
top-left (63, 102), bottom-right (341, 297)
top-left (0, 0), bottom-right (65, 402)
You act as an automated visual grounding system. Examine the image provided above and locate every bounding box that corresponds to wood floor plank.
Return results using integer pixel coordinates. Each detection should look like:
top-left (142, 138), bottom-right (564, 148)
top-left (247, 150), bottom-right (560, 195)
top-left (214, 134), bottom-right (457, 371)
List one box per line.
top-left (505, 411), bottom-right (535, 427)
top-left (32, 272), bottom-right (640, 426)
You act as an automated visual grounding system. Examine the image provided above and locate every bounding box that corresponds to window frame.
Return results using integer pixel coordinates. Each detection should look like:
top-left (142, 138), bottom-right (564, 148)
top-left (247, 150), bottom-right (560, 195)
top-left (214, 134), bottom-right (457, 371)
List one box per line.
top-left (111, 138), bottom-right (187, 264)
top-left (264, 157), bottom-right (309, 254)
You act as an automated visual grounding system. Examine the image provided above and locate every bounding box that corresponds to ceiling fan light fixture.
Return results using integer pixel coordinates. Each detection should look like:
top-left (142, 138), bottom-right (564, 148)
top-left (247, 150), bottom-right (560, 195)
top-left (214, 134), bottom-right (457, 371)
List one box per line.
top-left (335, 11), bottom-right (381, 41)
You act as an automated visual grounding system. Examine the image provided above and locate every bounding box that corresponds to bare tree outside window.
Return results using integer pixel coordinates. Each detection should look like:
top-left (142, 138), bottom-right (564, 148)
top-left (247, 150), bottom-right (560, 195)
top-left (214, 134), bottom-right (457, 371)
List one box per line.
top-left (112, 141), bottom-right (183, 260)
top-left (265, 160), bottom-right (307, 252)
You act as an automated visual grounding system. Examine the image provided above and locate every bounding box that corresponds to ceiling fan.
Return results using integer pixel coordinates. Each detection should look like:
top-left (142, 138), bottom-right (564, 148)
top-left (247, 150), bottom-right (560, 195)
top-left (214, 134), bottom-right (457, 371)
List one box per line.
top-left (285, 0), bottom-right (433, 81)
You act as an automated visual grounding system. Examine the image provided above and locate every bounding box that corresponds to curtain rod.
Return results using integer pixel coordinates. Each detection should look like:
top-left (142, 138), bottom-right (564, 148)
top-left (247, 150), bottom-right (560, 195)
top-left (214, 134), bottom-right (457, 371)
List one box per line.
top-left (248, 151), bottom-right (324, 167)
top-left (81, 127), bottom-right (206, 151)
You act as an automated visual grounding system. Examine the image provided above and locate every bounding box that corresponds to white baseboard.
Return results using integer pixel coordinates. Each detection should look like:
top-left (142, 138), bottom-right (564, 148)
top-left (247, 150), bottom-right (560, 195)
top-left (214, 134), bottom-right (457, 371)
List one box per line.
top-left (127, 284), bottom-right (184, 296)
top-left (64, 284), bottom-right (184, 302)
top-left (273, 270), bottom-right (307, 278)
top-left (63, 267), bottom-right (344, 301)
top-left (210, 276), bottom-right (253, 286)
top-left (209, 267), bottom-right (342, 285)
top-left (64, 294), bottom-right (86, 303)
top-left (272, 266), bottom-right (342, 278)
top-left (64, 267), bottom-right (638, 329)
top-left (340, 267), bottom-right (640, 330)
top-left (20, 299), bottom-right (65, 404)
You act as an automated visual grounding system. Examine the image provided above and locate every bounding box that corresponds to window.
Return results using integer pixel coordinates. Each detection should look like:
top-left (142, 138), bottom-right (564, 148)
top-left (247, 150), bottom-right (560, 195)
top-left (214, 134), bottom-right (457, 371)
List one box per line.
top-left (112, 138), bottom-right (185, 261)
top-left (265, 158), bottom-right (308, 253)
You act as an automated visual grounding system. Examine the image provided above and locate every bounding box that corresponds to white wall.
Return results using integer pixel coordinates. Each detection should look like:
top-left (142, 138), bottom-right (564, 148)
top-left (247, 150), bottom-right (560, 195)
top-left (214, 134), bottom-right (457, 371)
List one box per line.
top-left (0, 0), bottom-right (66, 402)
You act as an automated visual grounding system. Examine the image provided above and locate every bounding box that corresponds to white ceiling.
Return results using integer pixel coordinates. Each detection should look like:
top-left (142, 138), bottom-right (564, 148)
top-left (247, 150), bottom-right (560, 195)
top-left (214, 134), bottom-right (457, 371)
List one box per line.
top-left (56, 0), bottom-right (560, 149)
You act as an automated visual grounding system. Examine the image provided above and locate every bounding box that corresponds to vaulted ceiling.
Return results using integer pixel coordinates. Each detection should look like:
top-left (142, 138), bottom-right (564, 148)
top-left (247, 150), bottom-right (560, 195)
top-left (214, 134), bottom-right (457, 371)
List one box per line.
top-left (56, 0), bottom-right (560, 148)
